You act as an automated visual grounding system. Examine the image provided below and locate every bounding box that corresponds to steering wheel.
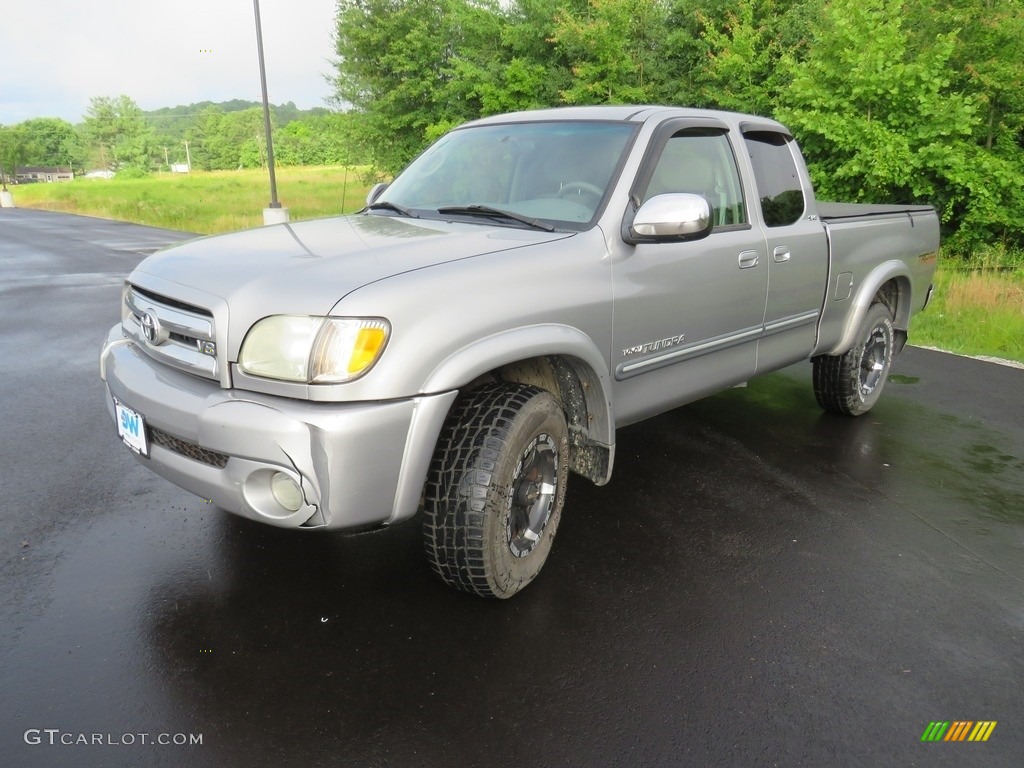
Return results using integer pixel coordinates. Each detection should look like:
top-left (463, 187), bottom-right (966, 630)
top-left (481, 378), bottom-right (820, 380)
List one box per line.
top-left (557, 181), bottom-right (603, 199)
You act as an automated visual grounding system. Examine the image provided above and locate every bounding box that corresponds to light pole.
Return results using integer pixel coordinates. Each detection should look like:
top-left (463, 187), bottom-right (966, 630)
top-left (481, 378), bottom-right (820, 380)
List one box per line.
top-left (253, 0), bottom-right (288, 225)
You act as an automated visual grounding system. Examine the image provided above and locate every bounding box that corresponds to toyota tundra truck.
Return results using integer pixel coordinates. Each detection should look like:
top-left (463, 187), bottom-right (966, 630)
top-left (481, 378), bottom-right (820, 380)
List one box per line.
top-left (100, 106), bottom-right (939, 598)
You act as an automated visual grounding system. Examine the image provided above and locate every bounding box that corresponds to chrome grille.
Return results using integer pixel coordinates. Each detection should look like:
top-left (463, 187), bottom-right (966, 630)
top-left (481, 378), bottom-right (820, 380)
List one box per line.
top-left (150, 427), bottom-right (229, 468)
top-left (123, 285), bottom-right (219, 380)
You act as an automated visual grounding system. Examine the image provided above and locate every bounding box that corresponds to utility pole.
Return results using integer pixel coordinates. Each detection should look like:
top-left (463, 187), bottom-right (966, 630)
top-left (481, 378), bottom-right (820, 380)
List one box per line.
top-left (183, 140), bottom-right (192, 172)
top-left (253, 0), bottom-right (288, 225)
top-left (163, 146), bottom-right (170, 171)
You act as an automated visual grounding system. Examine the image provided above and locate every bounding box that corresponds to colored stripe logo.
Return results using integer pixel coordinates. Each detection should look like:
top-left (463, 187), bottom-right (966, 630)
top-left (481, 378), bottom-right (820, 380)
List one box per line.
top-left (921, 721), bottom-right (997, 742)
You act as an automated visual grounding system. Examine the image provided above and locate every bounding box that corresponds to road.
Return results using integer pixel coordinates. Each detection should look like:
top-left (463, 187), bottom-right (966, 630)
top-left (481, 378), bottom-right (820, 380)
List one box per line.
top-left (1, 208), bottom-right (1022, 767)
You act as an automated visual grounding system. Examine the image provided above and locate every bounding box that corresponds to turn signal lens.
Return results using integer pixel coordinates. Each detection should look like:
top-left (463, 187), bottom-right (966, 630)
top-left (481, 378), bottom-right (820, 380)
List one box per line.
top-left (309, 318), bottom-right (390, 383)
top-left (349, 326), bottom-right (388, 374)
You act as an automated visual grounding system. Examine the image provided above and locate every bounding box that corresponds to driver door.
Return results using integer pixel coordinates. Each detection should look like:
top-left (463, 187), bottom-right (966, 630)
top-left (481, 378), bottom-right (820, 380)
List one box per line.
top-left (611, 125), bottom-right (768, 424)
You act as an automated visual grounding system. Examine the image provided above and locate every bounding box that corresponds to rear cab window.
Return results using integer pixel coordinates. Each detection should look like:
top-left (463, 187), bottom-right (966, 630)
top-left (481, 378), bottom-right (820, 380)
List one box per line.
top-left (742, 130), bottom-right (806, 227)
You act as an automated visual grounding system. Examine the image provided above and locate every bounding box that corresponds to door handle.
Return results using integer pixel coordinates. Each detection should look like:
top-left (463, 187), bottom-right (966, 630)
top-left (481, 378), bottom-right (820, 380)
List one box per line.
top-left (773, 246), bottom-right (791, 263)
top-left (738, 250), bottom-right (760, 269)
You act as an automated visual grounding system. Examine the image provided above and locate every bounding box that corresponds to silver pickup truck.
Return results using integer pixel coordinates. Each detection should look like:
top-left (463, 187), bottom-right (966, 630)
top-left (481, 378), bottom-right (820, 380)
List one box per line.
top-left (100, 106), bottom-right (938, 598)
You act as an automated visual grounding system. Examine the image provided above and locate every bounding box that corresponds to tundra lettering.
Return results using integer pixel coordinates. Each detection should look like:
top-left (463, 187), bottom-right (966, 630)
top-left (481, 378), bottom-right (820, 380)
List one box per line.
top-left (622, 334), bottom-right (687, 357)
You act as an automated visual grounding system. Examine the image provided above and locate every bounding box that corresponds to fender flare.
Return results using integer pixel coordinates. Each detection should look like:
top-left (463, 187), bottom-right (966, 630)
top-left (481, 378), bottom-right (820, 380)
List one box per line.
top-left (823, 260), bottom-right (911, 357)
top-left (420, 323), bottom-right (615, 450)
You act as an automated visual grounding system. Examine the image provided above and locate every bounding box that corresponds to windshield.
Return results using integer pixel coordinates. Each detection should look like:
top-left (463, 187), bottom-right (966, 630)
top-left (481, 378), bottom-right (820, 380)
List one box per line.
top-left (376, 121), bottom-right (637, 230)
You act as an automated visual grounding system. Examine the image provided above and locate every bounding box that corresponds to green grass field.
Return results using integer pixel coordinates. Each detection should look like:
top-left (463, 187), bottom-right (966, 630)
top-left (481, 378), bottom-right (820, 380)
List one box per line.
top-left (7, 170), bottom-right (1023, 364)
top-left (909, 267), bottom-right (1024, 364)
top-left (6, 166), bottom-right (376, 234)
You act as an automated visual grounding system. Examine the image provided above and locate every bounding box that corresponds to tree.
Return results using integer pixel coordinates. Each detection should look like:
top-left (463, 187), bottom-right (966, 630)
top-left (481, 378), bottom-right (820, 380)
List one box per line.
top-left (428, 0), bottom-right (552, 137)
top-left (275, 113), bottom-right (357, 166)
top-left (333, 0), bottom-right (467, 171)
top-left (228, 109), bottom-right (274, 169)
top-left (82, 95), bottom-right (156, 172)
top-left (184, 107), bottom-right (273, 170)
top-left (185, 106), bottom-right (231, 170)
top-left (774, 0), bottom-right (1024, 254)
top-left (0, 126), bottom-right (27, 190)
top-left (18, 118), bottom-right (84, 171)
top-left (497, 0), bottom-right (579, 107)
top-left (550, 0), bottom-right (670, 104)
top-left (679, 0), bottom-right (811, 114)
top-left (900, 0), bottom-right (1024, 254)
top-left (333, 0), bottom-right (585, 171)
top-left (905, 0), bottom-right (1024, 155)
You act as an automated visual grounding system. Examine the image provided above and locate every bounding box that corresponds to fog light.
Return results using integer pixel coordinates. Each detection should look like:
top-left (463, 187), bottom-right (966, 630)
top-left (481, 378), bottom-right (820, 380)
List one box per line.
top-left (270, 472), bottom-right (303, 512)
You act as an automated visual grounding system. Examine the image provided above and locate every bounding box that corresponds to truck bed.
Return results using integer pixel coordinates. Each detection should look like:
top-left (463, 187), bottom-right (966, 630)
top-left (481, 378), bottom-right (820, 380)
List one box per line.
top-left (814, 201), bottom-right (940, 356)
top-left (817, 202), bottom-right (936, 221)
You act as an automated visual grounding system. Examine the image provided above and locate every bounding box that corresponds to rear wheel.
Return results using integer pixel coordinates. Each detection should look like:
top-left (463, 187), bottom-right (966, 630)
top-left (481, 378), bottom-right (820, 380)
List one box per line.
top-left (813, 302), bottom-right (896, 416)
top-left (423, 384), bottom-right (568, 598)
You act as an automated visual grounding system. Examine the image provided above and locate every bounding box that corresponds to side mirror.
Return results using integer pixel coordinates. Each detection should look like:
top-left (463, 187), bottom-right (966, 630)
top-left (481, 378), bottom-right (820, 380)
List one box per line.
top-left (625, 193), bottom-right (713, 243)
top-left (366, 182), bottom-right (389, 206)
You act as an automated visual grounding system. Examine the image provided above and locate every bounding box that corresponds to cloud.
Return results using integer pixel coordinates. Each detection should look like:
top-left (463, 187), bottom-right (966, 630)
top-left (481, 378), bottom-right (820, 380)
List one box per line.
top-left (0, 0), bottom-right (337, 124)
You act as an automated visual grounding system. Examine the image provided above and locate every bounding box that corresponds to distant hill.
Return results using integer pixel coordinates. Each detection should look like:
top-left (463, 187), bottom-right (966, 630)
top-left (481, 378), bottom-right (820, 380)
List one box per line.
top-left (143, 100), bottom-right (330, 142)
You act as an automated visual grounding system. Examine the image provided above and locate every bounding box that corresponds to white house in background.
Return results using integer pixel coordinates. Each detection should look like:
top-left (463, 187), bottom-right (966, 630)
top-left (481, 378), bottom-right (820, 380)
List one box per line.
top-left (15, 166), bottom-right (74, 183)
top-left (171, 163), bottom-right (191, 173)
top-left (84, 170), bottom-right (116, 179)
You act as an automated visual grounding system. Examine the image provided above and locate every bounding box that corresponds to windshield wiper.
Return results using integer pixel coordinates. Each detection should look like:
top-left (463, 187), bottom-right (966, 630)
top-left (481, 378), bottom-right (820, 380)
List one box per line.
top-left (436, 205), bottom-right (556, 232)
top-left (365, 200), bottom-right (419, 218)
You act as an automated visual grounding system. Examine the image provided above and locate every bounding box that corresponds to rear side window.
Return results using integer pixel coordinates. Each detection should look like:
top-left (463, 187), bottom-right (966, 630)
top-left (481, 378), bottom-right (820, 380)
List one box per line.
top-left (743, 131), bottom-right (805, 227)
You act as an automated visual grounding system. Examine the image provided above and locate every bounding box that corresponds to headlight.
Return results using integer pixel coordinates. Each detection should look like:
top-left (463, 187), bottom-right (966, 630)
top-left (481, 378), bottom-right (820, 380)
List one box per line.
top-left (239, 316), bottom-right (390, 383)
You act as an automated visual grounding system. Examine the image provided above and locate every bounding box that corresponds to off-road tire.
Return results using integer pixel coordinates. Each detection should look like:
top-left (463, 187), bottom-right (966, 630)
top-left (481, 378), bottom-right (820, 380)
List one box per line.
top-left (813, 302), bottom-right (896, 416)
top-left (423, 384), bottom-right (569, 598)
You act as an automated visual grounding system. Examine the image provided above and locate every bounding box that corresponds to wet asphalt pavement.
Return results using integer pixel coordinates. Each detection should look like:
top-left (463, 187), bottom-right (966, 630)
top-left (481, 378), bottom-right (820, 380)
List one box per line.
top-left (1, 208), bottom-right (1022, 767)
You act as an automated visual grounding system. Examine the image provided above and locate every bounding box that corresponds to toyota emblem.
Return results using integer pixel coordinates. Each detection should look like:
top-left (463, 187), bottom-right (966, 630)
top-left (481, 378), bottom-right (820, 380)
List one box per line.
top-left (140, 311), bottom-right (162, 344)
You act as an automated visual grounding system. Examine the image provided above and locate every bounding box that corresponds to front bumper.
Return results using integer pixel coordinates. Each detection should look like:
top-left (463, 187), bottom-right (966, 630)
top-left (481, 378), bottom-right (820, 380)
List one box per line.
top-left (100, 325), bottom-right (456, 530)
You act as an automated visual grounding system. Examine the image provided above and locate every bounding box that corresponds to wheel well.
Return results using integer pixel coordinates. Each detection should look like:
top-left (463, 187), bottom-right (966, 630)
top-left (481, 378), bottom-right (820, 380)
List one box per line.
top-left (875, 278), bottom-right (910, 352)
top-left (463, 355), bottom-right (612, 485)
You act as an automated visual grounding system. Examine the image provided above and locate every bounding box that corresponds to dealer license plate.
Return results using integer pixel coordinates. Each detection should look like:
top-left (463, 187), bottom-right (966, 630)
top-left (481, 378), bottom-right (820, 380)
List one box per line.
top-left (114, 399), bottom-right (149, 457)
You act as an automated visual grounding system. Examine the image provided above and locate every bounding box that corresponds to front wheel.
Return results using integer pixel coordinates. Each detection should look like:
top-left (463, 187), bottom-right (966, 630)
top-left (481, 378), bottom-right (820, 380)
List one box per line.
top-left (813, 302), bottom-right (896, 416)
top-left (423, 384), bottom-right (569, 598)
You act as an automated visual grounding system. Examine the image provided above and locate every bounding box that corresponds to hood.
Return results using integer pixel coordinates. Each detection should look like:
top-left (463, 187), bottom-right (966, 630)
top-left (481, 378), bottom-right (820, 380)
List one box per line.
top-left (130, 213), bottom-right (573, 320)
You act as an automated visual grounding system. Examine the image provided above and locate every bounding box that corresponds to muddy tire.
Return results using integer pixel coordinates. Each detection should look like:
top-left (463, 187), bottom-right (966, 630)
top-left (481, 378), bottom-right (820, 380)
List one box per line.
top-left (813, 302), bottom-right (896, 416)
top-left (423, 384), bottom-right (569, 598)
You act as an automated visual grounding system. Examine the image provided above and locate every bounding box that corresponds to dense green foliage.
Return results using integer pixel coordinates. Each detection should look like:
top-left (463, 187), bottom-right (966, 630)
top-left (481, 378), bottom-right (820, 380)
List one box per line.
top-left (334, 0), bottom-right (1024, 259)
top-left (81, 95), bottom-right (155, 172)
top-left (0, 117), bottom-right (83, 186)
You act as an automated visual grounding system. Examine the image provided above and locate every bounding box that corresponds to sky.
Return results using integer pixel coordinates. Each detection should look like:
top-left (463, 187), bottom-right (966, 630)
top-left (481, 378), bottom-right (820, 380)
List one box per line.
top-left (1, 0), bottom-right (339, 125)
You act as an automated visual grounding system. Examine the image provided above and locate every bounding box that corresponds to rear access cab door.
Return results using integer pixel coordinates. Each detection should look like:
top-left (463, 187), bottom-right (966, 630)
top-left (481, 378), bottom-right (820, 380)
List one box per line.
top-left (740, 124), bottom-right (829, 373)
